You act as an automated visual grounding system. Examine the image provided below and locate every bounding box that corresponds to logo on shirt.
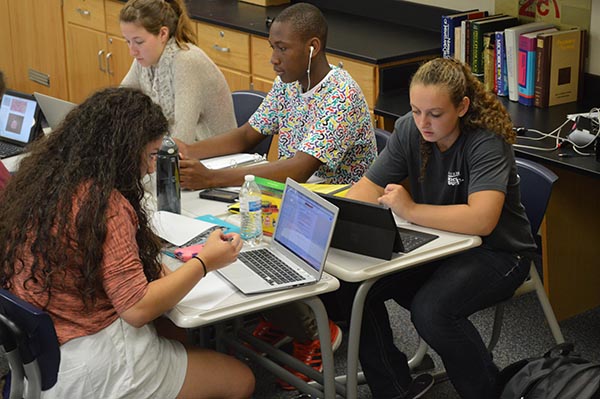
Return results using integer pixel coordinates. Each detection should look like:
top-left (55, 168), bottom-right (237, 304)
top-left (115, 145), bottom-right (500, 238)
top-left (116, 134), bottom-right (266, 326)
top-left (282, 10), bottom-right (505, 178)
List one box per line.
top-left (447, 171), bottom-right (463, 186)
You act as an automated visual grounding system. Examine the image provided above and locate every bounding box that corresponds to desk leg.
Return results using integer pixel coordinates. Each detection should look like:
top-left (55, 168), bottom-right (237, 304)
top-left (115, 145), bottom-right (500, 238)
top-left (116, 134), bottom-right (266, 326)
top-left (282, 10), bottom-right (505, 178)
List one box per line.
top-left (345, 278), bottom-right (379, 399)
top-left (301, 296), bottom-right (337, 399)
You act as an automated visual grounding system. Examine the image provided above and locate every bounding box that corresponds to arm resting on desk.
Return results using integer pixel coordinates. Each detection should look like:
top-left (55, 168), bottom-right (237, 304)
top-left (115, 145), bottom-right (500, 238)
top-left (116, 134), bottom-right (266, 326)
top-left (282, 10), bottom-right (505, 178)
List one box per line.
top-left (121, 231), bottom-right (242, 327)
top-left (347, 177), bottom-right (504, 236)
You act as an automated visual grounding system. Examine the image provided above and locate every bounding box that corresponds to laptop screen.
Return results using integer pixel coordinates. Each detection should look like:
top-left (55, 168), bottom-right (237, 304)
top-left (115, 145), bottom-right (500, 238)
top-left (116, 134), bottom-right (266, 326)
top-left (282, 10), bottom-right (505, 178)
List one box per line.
top-left (0, 91), bottom-right (39, 145)
top-left (274, 183), bottom-right (337, 272)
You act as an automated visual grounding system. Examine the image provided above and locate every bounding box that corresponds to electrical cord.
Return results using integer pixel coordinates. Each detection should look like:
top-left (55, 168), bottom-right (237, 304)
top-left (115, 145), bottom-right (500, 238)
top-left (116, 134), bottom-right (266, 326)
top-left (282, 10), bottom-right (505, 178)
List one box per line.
top-left (512, 107), bottom-right (599, 155)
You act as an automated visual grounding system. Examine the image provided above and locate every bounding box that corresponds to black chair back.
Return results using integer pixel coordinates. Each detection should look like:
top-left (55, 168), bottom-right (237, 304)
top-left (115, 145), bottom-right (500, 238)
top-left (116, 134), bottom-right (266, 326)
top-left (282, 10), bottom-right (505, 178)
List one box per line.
top-left (374, 128), bottom-right (391, 154)
top-left (231, 90), bottom-right (272, 156)
top-left (0, 288), bottom-right (60, 394)
top-left (515, 158), bottom-right (558, 235)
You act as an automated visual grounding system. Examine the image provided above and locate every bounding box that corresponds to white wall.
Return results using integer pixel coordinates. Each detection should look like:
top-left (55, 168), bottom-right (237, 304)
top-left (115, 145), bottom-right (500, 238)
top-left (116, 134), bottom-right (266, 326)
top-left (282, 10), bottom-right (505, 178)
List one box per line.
top-left (407, 0), bottom-right (598, 75)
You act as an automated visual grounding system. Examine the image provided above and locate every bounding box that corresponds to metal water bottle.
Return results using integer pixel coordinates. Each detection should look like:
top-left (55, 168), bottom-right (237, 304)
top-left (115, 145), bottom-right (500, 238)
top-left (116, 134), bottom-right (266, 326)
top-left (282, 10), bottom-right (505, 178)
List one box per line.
top-left (156, 135), bottom-right (181, 214)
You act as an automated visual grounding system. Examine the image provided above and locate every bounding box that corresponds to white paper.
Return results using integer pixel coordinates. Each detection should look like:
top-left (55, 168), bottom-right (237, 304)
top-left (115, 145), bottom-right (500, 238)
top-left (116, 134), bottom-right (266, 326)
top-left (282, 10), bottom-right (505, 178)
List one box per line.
top-left (177, 272), bottom-right (236, 310)
top-left (150, 211), bottom-right (217, 246)
top-left (200, 153), bottom-right (264, 170)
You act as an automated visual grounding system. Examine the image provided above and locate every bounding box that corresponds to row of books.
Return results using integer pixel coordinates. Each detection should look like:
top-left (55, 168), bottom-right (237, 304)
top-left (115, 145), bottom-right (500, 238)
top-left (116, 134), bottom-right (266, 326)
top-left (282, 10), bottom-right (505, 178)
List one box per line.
top-left (441, 11), bottom-right (586, 108)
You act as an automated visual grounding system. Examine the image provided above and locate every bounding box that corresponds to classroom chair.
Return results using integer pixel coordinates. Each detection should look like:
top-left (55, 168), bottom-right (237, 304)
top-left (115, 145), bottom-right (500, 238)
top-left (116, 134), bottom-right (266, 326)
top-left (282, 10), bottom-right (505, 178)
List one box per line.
top-left (374, 128), bottom-right (391, 154)
top-left (231, 90), bottom-right (272, 156)
top-left (409, 157), bottom-right (565, 372)
top-left (0, 289), bottom-right (60, 399)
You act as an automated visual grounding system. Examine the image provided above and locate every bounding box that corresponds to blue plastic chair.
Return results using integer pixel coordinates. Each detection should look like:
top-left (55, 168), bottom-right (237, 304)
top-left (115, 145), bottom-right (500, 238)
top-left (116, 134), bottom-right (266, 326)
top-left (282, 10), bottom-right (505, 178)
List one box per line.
top-left (0, 289), bottom-right (60, 399)
top-left (408, 157), bottom-right (565, 372)
top-left (374, 128), bottom-right (391, 154)
top-left (231, 90), bottom-right (272, 156)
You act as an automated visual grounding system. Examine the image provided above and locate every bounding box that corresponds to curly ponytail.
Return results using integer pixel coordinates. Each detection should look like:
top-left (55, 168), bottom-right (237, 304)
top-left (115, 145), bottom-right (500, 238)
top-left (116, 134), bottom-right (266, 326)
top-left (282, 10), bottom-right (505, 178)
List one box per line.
top-left (410, 58), bottom-right (515, 179)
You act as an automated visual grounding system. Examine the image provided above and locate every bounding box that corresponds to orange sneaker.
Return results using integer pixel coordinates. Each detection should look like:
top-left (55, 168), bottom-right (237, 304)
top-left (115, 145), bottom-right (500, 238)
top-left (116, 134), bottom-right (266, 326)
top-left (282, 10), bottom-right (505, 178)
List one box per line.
top-left (247, 319), bottom-right (291, 353)
top-left (277, 320), bottom-right (342, 390)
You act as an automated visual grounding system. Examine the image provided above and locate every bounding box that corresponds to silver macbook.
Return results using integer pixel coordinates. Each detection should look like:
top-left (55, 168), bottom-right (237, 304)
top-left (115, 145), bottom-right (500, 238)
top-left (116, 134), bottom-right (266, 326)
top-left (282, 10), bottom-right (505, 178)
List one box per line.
top-left (218, 178), bottom-right (339, 294)
top-left (33, 92), bottom-right (76, 131)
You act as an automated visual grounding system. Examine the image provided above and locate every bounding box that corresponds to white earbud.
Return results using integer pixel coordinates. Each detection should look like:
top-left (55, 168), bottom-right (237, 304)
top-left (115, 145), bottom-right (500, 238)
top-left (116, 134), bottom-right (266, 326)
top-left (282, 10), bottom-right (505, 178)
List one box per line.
top-left (306, 46), bottom-right (314, 92)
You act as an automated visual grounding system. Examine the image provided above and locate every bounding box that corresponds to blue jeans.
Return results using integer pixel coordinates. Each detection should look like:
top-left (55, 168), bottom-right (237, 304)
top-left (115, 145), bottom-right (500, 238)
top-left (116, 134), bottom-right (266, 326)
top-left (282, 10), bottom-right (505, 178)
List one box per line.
top-left (347, 247), bottom-right (529, 399)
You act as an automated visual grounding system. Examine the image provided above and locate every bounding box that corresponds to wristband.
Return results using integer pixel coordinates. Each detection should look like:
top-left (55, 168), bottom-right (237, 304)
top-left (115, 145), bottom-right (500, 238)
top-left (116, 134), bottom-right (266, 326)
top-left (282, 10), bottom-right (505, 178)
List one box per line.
top-left (192, 255), bottom-right (207, 277)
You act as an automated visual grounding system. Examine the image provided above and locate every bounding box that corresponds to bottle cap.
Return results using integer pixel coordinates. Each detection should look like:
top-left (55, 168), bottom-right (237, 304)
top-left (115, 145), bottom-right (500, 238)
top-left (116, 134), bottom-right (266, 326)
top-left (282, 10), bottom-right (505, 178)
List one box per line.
top-left (244, 174), bottom-right (255, 182)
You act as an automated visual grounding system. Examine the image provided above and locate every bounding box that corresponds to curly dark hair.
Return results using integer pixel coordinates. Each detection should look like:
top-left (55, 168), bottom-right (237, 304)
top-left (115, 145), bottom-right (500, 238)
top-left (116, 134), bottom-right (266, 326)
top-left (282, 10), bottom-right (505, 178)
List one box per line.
top-left (410, 58), bottom-right (515, 179)
top-left (0, 87), bottom-right (167, 308)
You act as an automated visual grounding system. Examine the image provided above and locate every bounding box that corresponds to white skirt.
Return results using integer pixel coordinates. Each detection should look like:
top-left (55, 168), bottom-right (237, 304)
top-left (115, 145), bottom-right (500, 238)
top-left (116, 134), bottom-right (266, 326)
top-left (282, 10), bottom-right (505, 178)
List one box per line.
top-left (42, 318), bottom-right (187, 399)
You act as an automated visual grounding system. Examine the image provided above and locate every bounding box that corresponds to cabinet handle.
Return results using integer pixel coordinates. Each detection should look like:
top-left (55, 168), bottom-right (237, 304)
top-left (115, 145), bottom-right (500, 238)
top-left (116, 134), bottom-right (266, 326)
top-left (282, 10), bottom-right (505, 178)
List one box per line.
top-left (106, 53), bottom-right (113, 76)
top-left (212, 44), bottom-right (230, 53)
top-left (76, 8), bottom-right (91, 16)
top-left (338, 61), bottom-right (344, 69)
top-left (98, 50), bottom-right (106, 72)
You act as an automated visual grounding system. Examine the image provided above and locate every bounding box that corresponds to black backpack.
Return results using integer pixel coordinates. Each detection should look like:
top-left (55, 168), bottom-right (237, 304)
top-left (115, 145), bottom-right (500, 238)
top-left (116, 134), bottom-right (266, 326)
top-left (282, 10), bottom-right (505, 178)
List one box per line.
top-left (498, 343), bottom-right (600, 399)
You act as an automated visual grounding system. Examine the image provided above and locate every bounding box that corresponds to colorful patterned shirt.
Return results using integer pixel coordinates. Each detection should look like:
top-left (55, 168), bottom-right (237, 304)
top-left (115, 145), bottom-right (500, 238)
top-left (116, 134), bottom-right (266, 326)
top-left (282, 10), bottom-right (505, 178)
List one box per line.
top-left (248, 66), bottom-right (376, 183)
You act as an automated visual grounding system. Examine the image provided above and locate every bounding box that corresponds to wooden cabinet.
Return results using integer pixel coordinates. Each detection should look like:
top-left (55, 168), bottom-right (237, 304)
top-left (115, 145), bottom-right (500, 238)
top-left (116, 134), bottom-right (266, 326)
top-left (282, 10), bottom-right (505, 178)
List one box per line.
top-left (196, 21), bottom-right (251, 92)
top-left (328, 54), bottom-right (377, 110)
top-left (64, 0), bottom-right (131, 103)
top-left (3, 0), bottom-right (68, 98)
top-left (250, 35), bottom-right (276, 88)
top-left (0, 0), bottom-right (15, 87)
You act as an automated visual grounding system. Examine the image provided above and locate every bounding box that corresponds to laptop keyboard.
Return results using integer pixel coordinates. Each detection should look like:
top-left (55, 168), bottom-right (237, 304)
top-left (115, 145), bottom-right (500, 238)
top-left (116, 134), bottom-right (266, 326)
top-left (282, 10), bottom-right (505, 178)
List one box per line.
top-left (397, 227), bottom-right (438, 252)
top-left (238, 249), bottom-right (304, 286)
top-left (0, 142), bottom-right (23, 159)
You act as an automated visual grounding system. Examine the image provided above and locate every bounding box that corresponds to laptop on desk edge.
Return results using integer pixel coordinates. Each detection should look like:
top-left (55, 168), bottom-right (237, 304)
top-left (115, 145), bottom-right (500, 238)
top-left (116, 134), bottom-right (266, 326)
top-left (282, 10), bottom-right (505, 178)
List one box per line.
top-left (33, 92), bottom-right (76, 131)
top-left (0, 90), bottom-right (43, 159)
top-left (217, 178), bottom-right (339, 294)
top-left (318, 193), bottom-right (438, 260)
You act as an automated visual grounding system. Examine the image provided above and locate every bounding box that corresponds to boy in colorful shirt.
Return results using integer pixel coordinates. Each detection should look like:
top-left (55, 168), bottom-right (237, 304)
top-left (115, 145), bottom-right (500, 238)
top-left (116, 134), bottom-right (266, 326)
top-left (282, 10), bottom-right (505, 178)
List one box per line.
top-left (176, 3), bottom-right (376, 390)
top-left (177, 4), bottom-right (376, 190)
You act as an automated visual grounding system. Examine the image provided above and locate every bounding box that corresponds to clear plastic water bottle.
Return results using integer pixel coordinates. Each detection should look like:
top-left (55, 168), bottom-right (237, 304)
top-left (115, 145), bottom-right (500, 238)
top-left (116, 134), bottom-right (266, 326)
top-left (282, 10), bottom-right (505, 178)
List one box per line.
top-left (239, 174), bottom-right (262, 246)
top-left (156, 135), bottom-right (181, 214)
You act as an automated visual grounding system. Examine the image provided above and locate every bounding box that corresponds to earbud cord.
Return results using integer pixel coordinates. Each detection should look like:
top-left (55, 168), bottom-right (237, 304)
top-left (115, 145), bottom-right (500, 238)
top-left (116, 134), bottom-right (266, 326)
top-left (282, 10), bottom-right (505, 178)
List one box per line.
top-left (306, 48), bottom-right (313, 92)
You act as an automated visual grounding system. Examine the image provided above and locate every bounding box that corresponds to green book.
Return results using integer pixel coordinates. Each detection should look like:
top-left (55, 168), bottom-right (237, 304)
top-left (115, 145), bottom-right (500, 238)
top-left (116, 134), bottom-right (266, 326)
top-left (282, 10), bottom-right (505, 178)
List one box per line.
top-left (471, 15), bottom-right (518, 76)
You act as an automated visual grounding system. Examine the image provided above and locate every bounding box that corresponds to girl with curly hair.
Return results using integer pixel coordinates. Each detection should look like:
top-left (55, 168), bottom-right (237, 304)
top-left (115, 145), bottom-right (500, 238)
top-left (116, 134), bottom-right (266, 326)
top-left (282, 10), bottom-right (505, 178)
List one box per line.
top-left (0, 87), bottom-right (254, 398)
top-left (343, 58), bottom-right (536, 399)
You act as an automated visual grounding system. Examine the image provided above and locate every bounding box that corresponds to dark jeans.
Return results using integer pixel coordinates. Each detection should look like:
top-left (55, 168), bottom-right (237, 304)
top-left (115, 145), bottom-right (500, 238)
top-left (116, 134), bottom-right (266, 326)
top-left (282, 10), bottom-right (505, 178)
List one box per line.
top-left (337, 247), bottom-right (529, 399)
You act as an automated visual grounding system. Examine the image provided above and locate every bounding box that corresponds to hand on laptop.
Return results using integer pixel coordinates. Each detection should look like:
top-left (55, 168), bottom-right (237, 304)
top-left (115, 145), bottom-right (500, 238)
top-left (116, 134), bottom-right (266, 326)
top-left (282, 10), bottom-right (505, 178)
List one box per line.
top-left (198, 230), bottom-right (243, 272)
top-left (378, 184), bottom-right (415, 220)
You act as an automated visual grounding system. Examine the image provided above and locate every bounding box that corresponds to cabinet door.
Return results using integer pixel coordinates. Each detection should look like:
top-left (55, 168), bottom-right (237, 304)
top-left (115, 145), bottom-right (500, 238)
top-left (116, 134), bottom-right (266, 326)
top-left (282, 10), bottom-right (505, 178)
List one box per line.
top-left (251, 76), bottom-right (274, 93)
top-left (251, 36), bottom-right (276, 81)
top-left (0, 0), bottom-right (15, 86)
top-left (66, 23), bottom-right (109, 103)
top-left (107, 35), bottom-right (132, 86)
top-left (197, 22), bottom-right (250, 73)
top-left (220, 66), bottom-right (252, 92)
top-left (327, 54), bottom-right (376, 109)
top-left (104, 0), bottom-right (124, 37)
top-left (7, 0), bottom-right (68, 98)
top-left (64, 0), bottom-right (106, 32)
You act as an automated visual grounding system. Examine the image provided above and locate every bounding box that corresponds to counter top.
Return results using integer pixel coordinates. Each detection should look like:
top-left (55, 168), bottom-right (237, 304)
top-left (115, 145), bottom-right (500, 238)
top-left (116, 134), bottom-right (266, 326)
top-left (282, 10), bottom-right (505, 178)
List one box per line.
top-left (186, 0), bottom-right (441, 64)
top-left (375, 91), bottom-right (600, 178)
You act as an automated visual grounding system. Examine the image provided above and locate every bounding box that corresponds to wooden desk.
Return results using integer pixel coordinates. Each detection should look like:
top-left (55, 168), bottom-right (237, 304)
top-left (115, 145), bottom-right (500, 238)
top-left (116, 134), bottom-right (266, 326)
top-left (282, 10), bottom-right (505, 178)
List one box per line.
top-left (374, 93), bottom-right (600, 321)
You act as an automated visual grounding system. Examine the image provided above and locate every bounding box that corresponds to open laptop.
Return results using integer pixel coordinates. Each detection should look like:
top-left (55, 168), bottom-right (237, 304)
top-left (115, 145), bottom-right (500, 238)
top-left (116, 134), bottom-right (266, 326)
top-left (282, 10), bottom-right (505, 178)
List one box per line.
top-left (0, 90), bottom-right (43, 159)
top-left (218, 178), bottom-right (339, 294)
top-left (33, 92), bottom-right (76, 131)
top-left (319, 194), bottom-right (438, 260)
